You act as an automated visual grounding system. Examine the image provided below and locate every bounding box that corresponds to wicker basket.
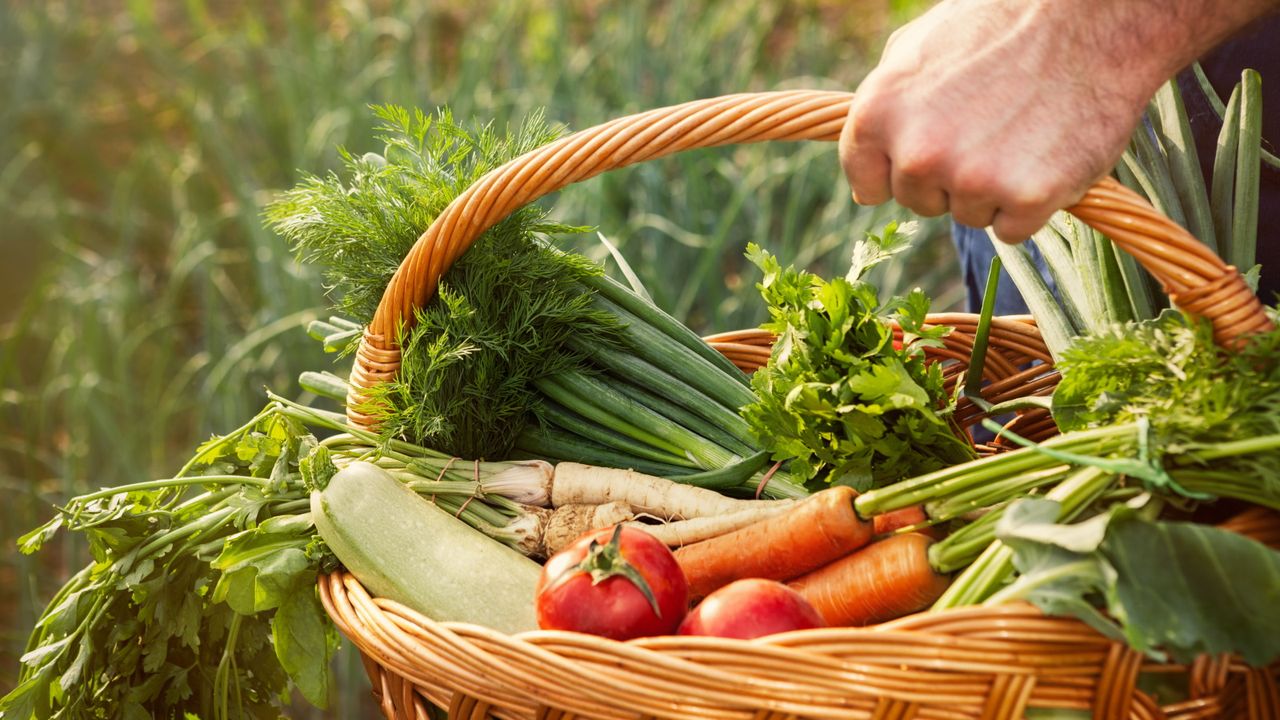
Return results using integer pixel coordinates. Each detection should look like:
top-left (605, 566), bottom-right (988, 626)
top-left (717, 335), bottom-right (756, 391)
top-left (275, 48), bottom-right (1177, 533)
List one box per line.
top-left (320, 91), bottom-right (1279, 719)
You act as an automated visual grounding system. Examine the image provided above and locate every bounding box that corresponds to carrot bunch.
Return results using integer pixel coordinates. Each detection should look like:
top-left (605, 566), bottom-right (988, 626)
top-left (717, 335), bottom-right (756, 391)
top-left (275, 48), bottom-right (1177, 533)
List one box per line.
top-left (671, 487), bottom-right (951, 627)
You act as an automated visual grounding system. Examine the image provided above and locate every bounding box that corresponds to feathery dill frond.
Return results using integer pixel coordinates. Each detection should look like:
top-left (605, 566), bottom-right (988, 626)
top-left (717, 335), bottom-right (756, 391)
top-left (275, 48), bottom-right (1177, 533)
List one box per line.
top-left (266, 107), bottom-right (620, 457)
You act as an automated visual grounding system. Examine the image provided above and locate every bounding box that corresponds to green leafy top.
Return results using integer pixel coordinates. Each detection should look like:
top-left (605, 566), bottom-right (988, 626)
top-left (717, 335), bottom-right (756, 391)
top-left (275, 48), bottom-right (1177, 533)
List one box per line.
top-left (267, 105), bottom-right (578, 323)
top-left (266, 107), bottom-right (620, 457)
top-left (740, 223), bottom-right (976, 491)
top-left (4, 407), bottom-right (336, 720)
top-left (996, 497), bottom-right (1280, 667)
top-left (1052, 309), bottom-right (1280, 483)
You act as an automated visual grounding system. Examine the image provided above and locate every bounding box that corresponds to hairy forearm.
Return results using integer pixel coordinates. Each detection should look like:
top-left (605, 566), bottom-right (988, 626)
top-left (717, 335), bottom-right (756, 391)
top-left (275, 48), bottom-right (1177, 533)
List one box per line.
top-left (1079, 0), bottom-right (1279, 93)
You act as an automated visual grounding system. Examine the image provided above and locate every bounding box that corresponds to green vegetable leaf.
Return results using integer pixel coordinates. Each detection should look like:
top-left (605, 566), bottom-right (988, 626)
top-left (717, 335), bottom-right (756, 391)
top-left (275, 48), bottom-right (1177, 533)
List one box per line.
top-left (272, 584), bottom-right (337, 708)
top-left (300, 444), bottom-right (337, 491)
top-left (1104, 517), bottom-right (1280, 666)
top-left (847, 220), bottom-right (917, 281)
top-left (996, 500), bottom-right (1280, 666)
top-left (17, 516), bottom-right (61, 555)
top-left (742, 239), bottom-right (974, 489)
top-left (994, 499), bottom-right (1124, 641)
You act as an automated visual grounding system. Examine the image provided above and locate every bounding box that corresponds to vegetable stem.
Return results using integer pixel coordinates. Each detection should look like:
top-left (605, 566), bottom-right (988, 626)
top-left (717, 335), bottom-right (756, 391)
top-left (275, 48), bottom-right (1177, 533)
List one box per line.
top-left (1211, 82), bottom-right (1243, 259)
top-left (932, 466), bottom-right (1113, 607)
top-left (987, 231), bottom-right (1077, 360)
top-left (1232, 69), bottom-right (1262, 272)
top-left (855, 424), bottom-right (1135, 516)
top-left (70, 476), bottom-right (271, 503)
top-left (1151, 79), bottom-right (1217, 251)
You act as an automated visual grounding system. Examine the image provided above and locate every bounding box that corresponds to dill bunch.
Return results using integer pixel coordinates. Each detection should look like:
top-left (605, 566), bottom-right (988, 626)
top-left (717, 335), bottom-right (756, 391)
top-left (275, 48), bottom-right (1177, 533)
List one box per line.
top-left (267, 106), bottom-right (620, 458)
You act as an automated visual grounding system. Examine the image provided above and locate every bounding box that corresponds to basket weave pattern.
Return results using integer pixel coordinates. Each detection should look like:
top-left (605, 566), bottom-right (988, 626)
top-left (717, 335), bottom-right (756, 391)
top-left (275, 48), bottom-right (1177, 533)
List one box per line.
top-left (328, 92), bottom-right (1279, 718)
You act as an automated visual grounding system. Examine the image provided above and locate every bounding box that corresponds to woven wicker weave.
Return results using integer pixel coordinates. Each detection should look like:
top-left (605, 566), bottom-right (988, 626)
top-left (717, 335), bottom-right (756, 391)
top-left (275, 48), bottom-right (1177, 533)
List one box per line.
top-left (324, 92), bottom-right (1279, 719)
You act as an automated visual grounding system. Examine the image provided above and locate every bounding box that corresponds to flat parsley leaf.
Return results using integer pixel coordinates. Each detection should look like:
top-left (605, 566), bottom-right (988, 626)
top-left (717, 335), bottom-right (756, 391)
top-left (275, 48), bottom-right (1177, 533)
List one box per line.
top-left (741, 228), bottom-right (974, 491)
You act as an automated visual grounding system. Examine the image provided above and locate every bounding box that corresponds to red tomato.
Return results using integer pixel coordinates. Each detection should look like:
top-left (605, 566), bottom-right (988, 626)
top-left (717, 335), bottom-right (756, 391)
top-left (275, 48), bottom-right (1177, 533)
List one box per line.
top-left (536, 526), bottom-right (688, 640)
top-left (678, 578), bottom-right (824, 639)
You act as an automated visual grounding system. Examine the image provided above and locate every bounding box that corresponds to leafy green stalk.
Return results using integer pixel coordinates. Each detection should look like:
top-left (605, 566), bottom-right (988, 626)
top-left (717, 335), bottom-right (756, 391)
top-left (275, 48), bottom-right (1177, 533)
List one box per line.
top-left (609, 376), bottom-right (757, 457)
top-left (512, 425), bottom-right (694, 477)
top-left (1151, 80), bottom-right (1217, 251)
top-left (1192, 62), bottom-right (1280, 170)
top-left (1122, 119), bottom-right (1189, 230)
top-left (1108, 239), bottom-right (1159, 322)
top-left (576, 340), bottom-right (756, 451)
top-left (537, 371), bottom-right (739, 470)
top-left (1232, 69), bottom-right (1262, 271)
top-left (578, 272), bottom-right (750, 386)
top-left (532, 400), bottom-right (699, 468)
top-left (1211, 83), bottom-right (1243, 258)
top-left (932, 466), bottom-right (1114, 609)
top-left (962, 255), bottom-right (1002, 410)
top-left (854, 424), bottom-right (1135, 517)
top-left (585, 292), bottom-right (757, 411)
top-left (1029, 224), bottom-right (1090, 332)
top-left (924, 464), bottom-right (1071, 524)
top-left (987, 231), bottom-right (1077, 359)
top-left (1093, 228), bottom-right (1134, 325)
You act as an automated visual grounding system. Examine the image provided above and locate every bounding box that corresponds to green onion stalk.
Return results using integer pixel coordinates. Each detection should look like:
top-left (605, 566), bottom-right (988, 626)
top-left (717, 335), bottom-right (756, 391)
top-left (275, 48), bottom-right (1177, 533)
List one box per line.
top-left (852, 417), bottom-right (1280, 609)
top-left (512, 274), bottom-right (809, 501)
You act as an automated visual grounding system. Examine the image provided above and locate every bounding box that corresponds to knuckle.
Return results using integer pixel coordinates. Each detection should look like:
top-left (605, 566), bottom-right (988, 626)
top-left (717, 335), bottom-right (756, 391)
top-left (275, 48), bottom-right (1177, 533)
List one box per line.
top-left (1008, 181), bottom-right (1060, 214)
top-left (950, 165), bottom-right (997, 200)
top-left (950, 204), bottom-right (990, 229)
top-left (895, 147), bottom-right (945, 182)
top-left (992, 212), bottom-right (1045, 243)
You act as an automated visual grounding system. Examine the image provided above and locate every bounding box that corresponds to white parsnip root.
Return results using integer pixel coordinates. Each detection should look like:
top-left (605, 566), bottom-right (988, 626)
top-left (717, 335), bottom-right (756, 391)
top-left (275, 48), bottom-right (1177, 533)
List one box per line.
top-left (551, 462), bottom-right (788, 520)
top-left (626, 501), bottom-right (796, 547)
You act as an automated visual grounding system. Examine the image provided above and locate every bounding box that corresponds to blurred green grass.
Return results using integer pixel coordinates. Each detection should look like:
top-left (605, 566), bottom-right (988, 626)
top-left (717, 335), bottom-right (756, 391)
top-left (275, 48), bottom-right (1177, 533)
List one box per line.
top-left (0, 0), bottom-right (951, 713)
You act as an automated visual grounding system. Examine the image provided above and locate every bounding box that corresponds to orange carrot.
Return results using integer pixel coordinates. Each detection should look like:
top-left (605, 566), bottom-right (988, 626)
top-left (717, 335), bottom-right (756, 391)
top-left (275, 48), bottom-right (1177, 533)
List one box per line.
top-left (788, 533), bottom-right (950, 627)
top-left (872, 505), bottom-right (943, 539)
top-left (674, 486), bottom-right (872, 599)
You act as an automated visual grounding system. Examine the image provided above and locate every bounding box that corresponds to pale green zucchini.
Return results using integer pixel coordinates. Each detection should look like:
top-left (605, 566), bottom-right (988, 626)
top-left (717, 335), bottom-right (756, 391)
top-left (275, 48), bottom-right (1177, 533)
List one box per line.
top-left (311, 461), bottom-right (540, 634)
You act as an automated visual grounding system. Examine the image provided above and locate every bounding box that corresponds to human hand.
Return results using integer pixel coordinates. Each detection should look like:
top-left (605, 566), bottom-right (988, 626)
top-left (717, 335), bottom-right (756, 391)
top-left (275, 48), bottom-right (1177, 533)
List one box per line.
top-left (839, 0), bottom-right (1168, 242)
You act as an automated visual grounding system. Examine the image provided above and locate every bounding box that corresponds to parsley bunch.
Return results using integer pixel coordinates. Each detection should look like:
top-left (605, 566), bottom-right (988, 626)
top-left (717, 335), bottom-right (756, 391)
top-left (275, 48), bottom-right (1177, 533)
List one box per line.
top-left (4, 410), bottom-right (336, 720)
top-left (741, 224), bottom-right (976, 491)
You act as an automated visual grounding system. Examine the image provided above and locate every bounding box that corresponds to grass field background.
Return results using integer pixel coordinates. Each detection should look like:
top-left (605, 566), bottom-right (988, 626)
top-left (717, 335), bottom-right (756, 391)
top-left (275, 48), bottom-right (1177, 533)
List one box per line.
top-left (0, 1), bottom-right (954, 713)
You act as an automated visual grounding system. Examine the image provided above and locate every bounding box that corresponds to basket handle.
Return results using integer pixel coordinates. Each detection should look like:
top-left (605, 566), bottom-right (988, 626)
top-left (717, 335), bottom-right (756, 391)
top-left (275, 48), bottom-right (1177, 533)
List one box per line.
top-left (348, 90), bottom-right (1272, 427)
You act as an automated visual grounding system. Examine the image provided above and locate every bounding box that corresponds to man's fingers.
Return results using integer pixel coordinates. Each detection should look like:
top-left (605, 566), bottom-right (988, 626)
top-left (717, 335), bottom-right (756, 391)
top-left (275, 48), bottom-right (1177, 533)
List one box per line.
top-left (949, 200), bottom-right (999, 230)
top-left (838, 100), bottom-right (894, 206)
top-left (839, 141), bottom-right (892, 206)
top-left (990, 207), bottom-right (1053, 244)
top-left (990, 176), bottom-right (1094, 242)
top-left (891, 172), bottom-right (949, 217)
